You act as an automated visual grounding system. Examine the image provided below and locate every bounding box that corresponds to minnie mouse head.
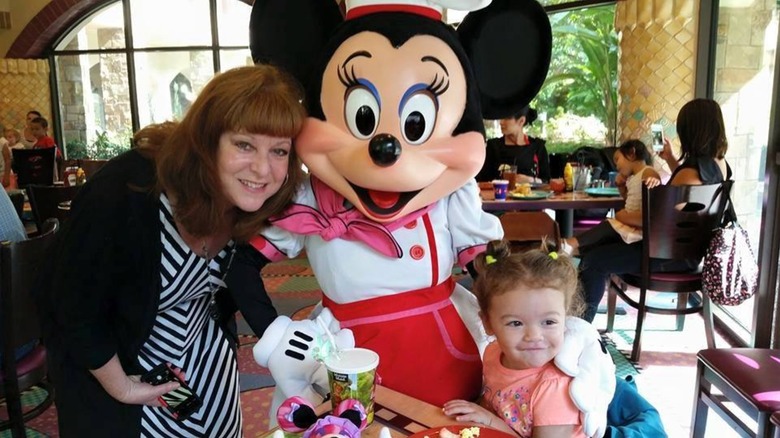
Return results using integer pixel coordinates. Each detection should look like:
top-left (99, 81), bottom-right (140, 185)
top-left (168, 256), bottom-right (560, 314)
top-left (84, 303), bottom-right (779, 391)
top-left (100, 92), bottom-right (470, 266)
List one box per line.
top-left (277, 397), bottom-right (368, 438)
top-left (251, 0), bottom-right (550, 223)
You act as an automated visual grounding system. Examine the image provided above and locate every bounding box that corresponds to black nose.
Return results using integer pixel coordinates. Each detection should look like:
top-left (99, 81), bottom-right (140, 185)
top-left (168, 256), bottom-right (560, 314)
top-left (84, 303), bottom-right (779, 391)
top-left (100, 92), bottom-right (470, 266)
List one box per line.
top-left (368, 133), bottom-right (401, 167)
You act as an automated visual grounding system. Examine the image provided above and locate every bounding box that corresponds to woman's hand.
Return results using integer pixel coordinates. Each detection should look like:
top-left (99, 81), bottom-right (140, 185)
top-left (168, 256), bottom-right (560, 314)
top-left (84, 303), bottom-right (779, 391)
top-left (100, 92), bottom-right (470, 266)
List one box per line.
top-left (516, 174), bottom-right (535, 184)
top-left (442, 400), bottom-right (500, 428)
top-left (91, 355), bottom-right (183, 406)
top-left (658, 137), bottom-right (677, 169)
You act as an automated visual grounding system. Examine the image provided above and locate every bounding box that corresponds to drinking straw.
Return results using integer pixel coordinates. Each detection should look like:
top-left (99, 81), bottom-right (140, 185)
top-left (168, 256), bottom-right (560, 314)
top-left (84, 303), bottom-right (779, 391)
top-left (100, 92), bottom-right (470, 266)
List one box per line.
top-left (317, 315), bottom-right (341, 360)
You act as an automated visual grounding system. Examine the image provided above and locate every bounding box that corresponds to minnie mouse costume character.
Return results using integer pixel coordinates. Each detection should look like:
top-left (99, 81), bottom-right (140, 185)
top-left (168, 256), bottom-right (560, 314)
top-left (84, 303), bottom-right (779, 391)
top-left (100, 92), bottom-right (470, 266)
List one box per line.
top-left (247, 1), bottom-right (614, 436)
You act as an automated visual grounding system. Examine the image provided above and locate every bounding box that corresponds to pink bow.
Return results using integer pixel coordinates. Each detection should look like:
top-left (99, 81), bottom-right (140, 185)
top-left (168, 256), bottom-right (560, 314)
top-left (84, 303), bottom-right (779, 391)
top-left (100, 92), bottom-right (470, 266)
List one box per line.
top-left (270, 177), bottom-right (430, 258)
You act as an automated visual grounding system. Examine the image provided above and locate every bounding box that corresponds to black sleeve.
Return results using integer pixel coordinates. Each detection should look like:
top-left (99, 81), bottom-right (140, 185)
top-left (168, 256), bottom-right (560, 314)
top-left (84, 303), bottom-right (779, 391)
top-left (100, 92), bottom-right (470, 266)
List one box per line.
top-left (476, 138), bottom-right (501, 182)
top-left (536, 140), bottom-right (551, 182)
top-left (223, 243), bottom-right (278, 338)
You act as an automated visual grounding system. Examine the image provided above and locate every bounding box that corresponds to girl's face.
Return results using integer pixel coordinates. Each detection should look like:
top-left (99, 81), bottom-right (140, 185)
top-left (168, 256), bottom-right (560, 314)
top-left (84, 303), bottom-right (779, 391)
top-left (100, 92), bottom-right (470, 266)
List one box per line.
top-left (482, 286), bottom-right (567, 370)
top-left (613, 150), bottom-right (635, 177)
top-left (4, 132), bottom-right (17, 144)
top-left (216, 131), bottom-right (291, 213)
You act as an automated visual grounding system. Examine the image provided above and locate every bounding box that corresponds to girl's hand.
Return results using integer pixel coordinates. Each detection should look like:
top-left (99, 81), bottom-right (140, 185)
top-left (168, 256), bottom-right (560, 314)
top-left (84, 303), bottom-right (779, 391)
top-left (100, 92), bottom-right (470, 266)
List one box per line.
top-left (643, 176), bottom-right (662, 189)
top-left (442, 400), bottom-right (500, 428)
top-left (614, 173), bottom-right (627, 187)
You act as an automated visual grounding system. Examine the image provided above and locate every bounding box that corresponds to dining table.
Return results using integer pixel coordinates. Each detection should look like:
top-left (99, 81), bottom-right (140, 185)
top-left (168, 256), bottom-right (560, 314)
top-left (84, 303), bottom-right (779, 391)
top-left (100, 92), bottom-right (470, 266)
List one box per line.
top-left (480, 184), bottom-right (625, 237)
top-left (261, 385), bottom-right (481, 438)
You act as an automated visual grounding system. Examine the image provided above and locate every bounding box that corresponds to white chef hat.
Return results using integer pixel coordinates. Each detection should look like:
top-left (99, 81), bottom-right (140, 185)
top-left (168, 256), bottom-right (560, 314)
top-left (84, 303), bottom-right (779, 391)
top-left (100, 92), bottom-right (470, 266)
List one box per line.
top-left (344, 0), bottom-right (491, 21)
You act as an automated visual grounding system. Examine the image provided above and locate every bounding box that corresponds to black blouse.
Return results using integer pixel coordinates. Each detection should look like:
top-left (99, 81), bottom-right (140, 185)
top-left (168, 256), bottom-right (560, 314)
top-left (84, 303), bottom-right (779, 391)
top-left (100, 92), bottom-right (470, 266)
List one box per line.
top-left (476, 135), bottom-right (550, 182)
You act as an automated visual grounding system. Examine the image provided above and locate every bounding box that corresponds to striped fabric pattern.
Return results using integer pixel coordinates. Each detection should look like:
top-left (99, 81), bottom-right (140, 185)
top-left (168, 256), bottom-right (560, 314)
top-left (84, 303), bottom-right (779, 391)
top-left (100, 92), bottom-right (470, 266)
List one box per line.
top-left (138, 194), bottom-right (240, 437)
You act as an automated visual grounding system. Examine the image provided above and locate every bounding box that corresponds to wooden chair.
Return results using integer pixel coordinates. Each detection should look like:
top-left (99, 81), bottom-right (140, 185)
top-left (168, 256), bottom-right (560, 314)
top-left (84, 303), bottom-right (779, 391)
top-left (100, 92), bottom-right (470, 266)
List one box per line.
top-left (606, 182), bottom-right (732, 362)
top-left (692, 348), bottom-right (780, 437)
top-left (499, 211), bottom-right (561, 253)
top-left (11, 148), bottom-right (56, 187)
top-left (0, 218), bottom-right (59, 436)
top-left (78, 159), bottom-right (108, 180)
top-left (26, 184), bottom-right (81, 232)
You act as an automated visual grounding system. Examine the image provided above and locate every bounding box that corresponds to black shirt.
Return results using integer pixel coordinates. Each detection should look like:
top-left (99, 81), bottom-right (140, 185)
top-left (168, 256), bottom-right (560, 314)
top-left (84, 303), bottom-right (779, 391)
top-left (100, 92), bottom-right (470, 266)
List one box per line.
top-left (476, 135), bottom-right (550, 182)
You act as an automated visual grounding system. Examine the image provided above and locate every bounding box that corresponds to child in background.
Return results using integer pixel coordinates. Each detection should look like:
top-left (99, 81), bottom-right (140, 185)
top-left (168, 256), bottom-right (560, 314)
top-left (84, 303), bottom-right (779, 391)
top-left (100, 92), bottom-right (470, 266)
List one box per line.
top-left (29, 116), bottom-right (62, 160)
top-left (5, 128), bottom-right (26, 152)
top-left (443, 240), bottom-right (586, 438)
top-left (562, 139), bottom-right (660, 255)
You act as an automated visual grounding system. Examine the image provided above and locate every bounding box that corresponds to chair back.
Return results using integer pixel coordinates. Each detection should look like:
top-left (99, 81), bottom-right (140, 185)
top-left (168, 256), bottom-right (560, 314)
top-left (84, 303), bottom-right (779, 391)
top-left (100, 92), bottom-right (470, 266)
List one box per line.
top-left (641, 181), bottom-right (732, 262)
top-left (26, 184), bottom-right (81, 231)
top-left (0, 219), bottom-right (59, 355)
top-left (78, 159), bottom-right (108, 180)
top-left (11, 148), bottom-right (56, 187)
top-left (499, 211), bottom-right (561, 253)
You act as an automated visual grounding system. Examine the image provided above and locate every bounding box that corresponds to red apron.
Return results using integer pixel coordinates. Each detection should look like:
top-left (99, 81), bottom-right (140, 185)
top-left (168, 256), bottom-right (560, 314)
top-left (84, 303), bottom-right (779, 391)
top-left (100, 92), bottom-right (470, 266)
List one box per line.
top-left (323, 277), bottom-right (482, 406)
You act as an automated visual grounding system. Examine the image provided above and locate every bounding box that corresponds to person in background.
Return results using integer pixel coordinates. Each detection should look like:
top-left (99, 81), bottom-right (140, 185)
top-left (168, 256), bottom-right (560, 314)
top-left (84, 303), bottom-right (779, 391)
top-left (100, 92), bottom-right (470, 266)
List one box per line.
top-left (476, 106), bottom-right (550, 183)
top-left (578, 98), bottom-right (731, 323)
top-left (5, 128), bottom-right (26, 152)
top-left (2, 128), bottom-right (25, 188)
top-left (562, 139), bottom-right (660, 257)
top-left (38, 64), bottom-right (306, 437)
top-left (443, 240), bottom-right (586, 437)
top-left (21, 110), bottom-right (42, 148)
top-left (29, 116), bottom-right (62, 160)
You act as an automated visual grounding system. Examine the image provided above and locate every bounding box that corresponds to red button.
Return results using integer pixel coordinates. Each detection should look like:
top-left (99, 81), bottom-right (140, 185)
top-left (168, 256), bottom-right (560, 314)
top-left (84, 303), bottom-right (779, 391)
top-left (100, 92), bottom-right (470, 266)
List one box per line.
top-left (410, 245), bottom-right (425, 260)
top-left (404, 220), bottom-right (417, 229)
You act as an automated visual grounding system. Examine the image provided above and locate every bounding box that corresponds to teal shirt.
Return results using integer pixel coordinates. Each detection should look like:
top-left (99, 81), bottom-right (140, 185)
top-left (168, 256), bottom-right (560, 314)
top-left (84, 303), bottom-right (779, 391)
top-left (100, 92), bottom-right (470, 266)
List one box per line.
top-left (0, 189), bottom-right (25, 242)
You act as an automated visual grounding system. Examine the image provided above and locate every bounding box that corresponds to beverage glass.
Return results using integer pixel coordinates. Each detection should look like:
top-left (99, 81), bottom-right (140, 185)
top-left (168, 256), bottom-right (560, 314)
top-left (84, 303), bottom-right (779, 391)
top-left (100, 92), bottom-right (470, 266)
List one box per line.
top-left (324, 348), bottom-right (380, 424)
top-left (492, 179), bottom-right (509, 201)
top-left (550, 178), bottom-right (565, 193)
top-left (501, 165), bottom-right (518, 191)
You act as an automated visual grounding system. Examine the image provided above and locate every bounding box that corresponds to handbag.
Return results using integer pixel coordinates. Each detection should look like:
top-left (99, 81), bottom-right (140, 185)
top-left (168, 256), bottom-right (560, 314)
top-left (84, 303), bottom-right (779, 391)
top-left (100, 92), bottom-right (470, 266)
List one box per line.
top-left (701, 197), bottom-right (758, 306)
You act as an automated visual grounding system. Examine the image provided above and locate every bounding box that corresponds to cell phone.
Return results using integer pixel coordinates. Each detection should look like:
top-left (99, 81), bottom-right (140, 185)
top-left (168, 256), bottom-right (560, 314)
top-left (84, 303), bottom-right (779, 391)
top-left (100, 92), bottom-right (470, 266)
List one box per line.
top-left (141, 363), bottom-right (202, 421)
top-left (651, 124), bottom-right (664, 152)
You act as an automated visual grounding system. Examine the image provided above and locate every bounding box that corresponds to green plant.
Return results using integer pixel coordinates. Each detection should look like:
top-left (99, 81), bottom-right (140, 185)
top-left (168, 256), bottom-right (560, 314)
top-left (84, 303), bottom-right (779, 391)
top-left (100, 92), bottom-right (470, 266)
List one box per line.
top-left (90, 130), bottom-right (130, 159)
top-left (65, 139), bottom-right (89, 160)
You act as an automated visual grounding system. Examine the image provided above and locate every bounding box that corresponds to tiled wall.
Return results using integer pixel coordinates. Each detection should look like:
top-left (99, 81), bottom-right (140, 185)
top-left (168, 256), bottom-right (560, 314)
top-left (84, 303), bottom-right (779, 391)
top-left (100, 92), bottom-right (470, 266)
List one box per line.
top-left (615, 0), bottom-right (698, 147)
top-left (0, 58), bottom-right (51, 133)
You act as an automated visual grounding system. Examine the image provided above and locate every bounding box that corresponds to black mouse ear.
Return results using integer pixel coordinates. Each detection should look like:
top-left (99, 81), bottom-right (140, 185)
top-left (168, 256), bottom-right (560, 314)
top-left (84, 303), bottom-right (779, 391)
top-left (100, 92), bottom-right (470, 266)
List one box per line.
top-left (458, 0), bottom-right (552, 120)
top-left (250, 0), bottom-right (343, 86)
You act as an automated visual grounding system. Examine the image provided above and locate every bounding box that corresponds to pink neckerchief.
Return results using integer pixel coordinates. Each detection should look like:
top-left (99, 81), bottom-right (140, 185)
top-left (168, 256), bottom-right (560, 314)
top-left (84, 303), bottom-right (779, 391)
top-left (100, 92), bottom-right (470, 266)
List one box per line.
top-left (269, 176), bottom-right (433, 258)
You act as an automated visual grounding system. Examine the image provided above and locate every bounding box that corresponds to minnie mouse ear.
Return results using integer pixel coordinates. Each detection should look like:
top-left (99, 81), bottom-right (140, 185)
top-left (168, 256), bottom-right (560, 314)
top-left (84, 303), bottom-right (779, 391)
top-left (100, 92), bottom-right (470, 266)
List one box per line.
top-left (250, 0), bottom-right (343, 86)
top-left (457, 0), bottom-right (551, 120)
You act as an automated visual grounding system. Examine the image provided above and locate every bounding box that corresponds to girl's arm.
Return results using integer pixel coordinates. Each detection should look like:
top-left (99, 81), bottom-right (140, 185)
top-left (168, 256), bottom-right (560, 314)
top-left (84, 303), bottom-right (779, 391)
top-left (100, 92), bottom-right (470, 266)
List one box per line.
top-left (442, 400), bottom-right (518, 436)
top-left (2, 146), bottom-right (10, 187)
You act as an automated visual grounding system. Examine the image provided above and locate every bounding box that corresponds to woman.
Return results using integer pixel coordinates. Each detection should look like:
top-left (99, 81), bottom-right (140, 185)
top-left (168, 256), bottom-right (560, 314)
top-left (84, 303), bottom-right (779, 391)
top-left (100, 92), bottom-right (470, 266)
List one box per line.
top-left (476, 106), bottom-right (550, 183)
top-left (39, 65), bottom-right (306, 436)
top-left (578, 98), bottom-right (731, 322)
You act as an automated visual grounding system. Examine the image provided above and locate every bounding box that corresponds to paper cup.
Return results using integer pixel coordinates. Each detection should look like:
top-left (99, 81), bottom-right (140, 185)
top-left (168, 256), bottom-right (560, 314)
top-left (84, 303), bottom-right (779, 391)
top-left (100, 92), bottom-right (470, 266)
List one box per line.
top-left (492, 179), bottom-right (509, 201)
top-left (324, 348), bottom-right (379, 424)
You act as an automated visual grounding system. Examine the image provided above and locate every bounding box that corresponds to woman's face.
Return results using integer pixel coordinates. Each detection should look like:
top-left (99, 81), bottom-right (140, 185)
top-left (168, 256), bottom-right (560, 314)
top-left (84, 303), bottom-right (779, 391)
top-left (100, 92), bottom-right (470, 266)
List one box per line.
top-left (216, 131), bottom-right (292, 213)
top-left (499, 116), bottom-right (525, 137)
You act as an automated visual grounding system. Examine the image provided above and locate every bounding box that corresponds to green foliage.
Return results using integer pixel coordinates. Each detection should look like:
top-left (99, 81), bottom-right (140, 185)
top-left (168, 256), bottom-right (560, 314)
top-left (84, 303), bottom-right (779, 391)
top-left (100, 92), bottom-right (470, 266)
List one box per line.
top-left (66, 130), bottom-right (131, 160)
top-left (532, 5), bottom-right (619, 146)
top-left (65, 139), bottom-right (89, 160)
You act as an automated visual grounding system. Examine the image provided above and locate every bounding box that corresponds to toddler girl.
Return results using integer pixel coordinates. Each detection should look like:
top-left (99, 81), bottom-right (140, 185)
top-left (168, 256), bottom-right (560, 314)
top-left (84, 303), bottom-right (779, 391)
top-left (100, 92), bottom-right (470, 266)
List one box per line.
top-left (443, 240), bottom-right (586, 438)
top-left (563, 139), bottom-right (660, 255)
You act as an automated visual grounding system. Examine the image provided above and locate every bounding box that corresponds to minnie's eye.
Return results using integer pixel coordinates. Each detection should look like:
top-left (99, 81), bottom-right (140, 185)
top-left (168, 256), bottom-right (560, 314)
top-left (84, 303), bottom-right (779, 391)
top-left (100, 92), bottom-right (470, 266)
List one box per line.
top-left (400, 92), bottom-right (437, 145)
top-left (344, 87), bottom-right (379, 139)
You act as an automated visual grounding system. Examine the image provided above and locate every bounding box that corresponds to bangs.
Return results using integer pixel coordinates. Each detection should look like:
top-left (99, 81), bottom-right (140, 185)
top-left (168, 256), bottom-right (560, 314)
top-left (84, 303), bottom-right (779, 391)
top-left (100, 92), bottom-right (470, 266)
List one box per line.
top-left (226, 92), bottom-right (304, 138)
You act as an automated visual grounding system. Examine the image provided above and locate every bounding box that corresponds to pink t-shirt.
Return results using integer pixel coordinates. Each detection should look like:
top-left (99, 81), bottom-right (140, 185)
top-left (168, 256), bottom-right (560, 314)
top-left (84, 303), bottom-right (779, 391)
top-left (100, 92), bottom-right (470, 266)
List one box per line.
top-left (481, 342), bottom-right (585, 438)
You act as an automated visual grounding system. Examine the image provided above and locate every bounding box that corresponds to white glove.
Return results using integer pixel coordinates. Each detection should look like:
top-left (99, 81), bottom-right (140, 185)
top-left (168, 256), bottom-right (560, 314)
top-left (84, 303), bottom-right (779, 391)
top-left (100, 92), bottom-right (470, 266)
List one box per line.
top-left (554, 317), bottom-right (616, 438)
top-left (253, 308), bottom-right (355, 405)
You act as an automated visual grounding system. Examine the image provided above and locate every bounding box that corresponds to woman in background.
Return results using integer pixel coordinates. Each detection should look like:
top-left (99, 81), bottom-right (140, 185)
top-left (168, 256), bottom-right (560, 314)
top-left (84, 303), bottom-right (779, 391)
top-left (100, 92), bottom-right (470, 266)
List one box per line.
top-left (476, 106), bottom-right (550, 183)
top-left (39, 65), bottom-right (306, 437)
top-left (578, 98), bottom-right (731, 322)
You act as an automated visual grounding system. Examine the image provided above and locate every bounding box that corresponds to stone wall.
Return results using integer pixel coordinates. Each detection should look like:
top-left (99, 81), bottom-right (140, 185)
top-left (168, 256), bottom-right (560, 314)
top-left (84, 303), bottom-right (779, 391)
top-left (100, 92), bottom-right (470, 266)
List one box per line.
top-left (0, 58), bottom-right (51, 134)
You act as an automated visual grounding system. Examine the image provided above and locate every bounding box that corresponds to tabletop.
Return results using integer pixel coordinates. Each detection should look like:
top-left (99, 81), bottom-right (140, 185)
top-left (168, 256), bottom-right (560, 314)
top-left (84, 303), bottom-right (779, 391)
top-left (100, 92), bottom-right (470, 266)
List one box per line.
top-left (263, 385), bottom-right (469, 438)
top-left (481, 188), bottom-right (624, 212)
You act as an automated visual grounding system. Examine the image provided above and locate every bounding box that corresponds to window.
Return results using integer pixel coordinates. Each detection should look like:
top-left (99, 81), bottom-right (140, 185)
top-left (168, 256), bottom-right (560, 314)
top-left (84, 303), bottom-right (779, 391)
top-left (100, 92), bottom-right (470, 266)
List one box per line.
top-left (52, 0), bottom-right (253, 160)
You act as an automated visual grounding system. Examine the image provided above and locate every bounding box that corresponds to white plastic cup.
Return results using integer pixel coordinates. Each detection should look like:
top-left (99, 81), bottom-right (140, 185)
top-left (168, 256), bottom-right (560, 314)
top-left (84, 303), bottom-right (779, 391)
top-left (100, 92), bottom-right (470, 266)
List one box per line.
top-left (324, 348), bottom-right (380, 424)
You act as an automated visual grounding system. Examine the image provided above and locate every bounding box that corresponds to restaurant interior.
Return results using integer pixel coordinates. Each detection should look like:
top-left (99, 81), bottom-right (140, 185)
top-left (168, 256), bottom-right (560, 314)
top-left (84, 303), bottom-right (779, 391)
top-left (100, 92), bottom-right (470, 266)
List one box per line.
top-left (1, 0), bottom-right (779, 437)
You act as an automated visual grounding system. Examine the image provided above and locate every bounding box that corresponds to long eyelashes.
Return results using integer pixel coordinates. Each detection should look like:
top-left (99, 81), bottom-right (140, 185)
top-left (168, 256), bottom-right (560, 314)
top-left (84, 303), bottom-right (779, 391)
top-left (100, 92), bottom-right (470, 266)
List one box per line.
top-left (338, 64), bottom-right (360, 88)
top-left (339, 64), bottom-right (449, 97)
top-left (427, 73), bottom-right (449, 97)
